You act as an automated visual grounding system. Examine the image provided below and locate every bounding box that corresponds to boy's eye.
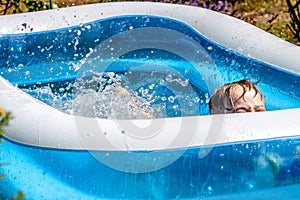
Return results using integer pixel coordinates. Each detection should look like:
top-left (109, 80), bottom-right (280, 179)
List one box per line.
top-left (224, 107), bottom-right (233, 113)
top-left (236, 109), bottom-right (247, 113)
top-left (235, 106), bottom-right (249, 112)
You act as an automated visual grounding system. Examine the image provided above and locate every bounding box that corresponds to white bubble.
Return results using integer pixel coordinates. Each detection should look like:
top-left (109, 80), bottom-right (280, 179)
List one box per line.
top-left (165, 74), bottom-right (172, 82)
top-left (25, 71), bottom-right (30, 76)
top-left (168, 96), bottom-right (175, 103)
top-left (184, 68), bottom-right (189, 74)
top-left (18, 63), bottom-right (24, 68)
top-left (172, 105), bottom-right (178, 110)
top-left (179, 79), bottom-right (189, 87)
top-left (149, 83), bottom-right (155, 90)
top-left (142, 89), bottom-right (149, 96)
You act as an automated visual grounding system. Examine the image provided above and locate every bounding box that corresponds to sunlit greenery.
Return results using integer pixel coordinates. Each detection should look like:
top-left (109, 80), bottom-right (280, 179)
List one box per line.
top-left (232, 0), bottom-right (299, 44)
top-left (0, 108), bottom-right (11, 136)
top-left (0, 0), bottom-right (52, 14)
top-left (286, 0), bottom-right (300, 43)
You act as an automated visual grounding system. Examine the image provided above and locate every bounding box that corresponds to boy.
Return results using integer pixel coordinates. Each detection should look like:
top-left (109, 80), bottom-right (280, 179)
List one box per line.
top-left (209, 79), bottom-right (266, 115)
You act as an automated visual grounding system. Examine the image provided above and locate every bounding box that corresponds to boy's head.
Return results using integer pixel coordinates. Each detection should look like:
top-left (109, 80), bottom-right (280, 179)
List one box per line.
top-left (209, 79), bottom-right (266, 114)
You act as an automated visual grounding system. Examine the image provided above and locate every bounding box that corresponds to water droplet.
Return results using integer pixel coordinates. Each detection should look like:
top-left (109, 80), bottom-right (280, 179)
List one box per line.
top-left (77, 30), bottom-right (81, 36)
top-left (142, 89), bottom-right (148, 96)
top-left (18, 63), bottom-right (24, 68)
top-left (180, 79), bottom-right (189, 87)
top-left (168, 96), bottom-right (175, 103)
top-left (149, 84), bottom-right (155, 90)
top-left (207, 186), bottom-right (213, 192)
top-left (166, 74), bottom-right (172, 82)
top-left (207, 46), bottom-right (213, 51)
top-left (184, 68), bottom-right (189, 74)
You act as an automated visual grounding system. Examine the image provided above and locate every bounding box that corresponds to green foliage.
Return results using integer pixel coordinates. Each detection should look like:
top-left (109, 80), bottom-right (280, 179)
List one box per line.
top-left (0, 0), bottom-right (52, 14)
top-left (0, 190), bottom-right (26, 200)
top-left (0, 108), bottom-right (11, 137)
top-left (0, 0), bottom-right (22, 14)
top-left (11, 191), bottom-right (25, 200)
top-left (286, 0), bottom-right (300, 44)
top-left (24, 0), bottom-right (52, 12)
top-left (232, 0), bottom-right (299, 45)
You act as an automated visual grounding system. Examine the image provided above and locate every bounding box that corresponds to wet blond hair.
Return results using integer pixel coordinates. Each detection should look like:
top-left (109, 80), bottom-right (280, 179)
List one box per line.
top-left (209, 79), bottom-right (264, 114)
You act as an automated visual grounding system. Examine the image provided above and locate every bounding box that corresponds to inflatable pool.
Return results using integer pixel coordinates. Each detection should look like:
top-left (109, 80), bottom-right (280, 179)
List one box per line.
top-left (1, 2), bottom-right (300, 199)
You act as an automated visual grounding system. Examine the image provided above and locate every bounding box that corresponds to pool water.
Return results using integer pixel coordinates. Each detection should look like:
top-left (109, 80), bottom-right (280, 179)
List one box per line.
top-left (1, 15), bottom-right (300, 199)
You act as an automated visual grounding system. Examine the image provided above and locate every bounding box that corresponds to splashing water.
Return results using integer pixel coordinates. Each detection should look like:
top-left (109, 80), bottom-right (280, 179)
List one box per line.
top-left (21, 70), bottom-right (207, 119)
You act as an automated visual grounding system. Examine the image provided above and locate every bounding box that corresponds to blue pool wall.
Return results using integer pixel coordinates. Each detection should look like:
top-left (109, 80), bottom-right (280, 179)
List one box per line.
top-left (1, 136), bottom-right (300, 199)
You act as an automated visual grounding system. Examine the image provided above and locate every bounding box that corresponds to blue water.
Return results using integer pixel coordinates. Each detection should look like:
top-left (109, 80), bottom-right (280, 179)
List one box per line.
top-left (0, 15), bottom-right (300, 199)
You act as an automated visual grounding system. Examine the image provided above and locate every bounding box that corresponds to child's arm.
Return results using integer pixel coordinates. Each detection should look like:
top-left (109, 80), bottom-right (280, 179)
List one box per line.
top-left (113, 86), bottom-right (154, 119)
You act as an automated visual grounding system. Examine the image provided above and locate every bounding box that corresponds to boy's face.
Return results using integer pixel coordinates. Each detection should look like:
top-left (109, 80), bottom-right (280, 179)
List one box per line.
top-left (230, 85), bottom-right (266, 113)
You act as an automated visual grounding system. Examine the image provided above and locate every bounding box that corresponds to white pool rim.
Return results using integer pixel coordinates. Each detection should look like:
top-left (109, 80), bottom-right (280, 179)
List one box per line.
top-left (0, 2), bottom-right (300, 151)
